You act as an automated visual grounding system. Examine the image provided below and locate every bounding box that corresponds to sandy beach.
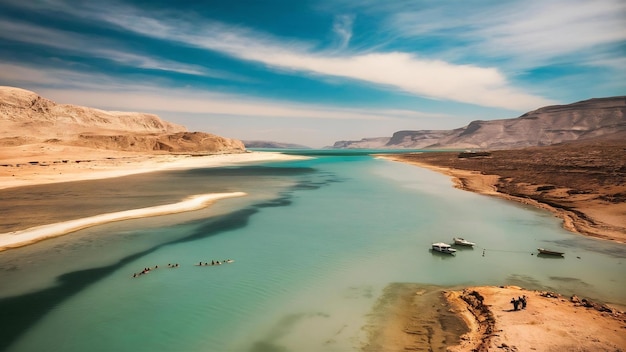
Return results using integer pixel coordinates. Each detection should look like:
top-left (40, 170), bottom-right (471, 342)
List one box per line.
top-left (0, 146), bottom-right (308, 190)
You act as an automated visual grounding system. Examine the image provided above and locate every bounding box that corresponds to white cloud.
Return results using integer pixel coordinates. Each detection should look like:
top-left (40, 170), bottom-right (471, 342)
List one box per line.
top-left (0, 63), bottom-right (448, 123)
top-left (390, 0), bottom-right (626, 68)
top-left (40, 87), bottom-right (441, 122)
top-left (0, 19), bottom-right (228, 78)
top-left (90, 6), bottom-right (554, 110)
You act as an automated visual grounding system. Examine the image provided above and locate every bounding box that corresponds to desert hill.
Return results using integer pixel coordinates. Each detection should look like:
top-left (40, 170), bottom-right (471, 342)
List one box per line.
top-left (332, 97), bottom-right (626, 149)
top-left (0, 86), bottom-right (245, 155)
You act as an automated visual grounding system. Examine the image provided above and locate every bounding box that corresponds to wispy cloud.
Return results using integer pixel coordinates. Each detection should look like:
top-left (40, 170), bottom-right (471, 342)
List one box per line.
top-left (42, 87), bottom-right (442, 122)
top-left (0, 19), bottom-right (231, 78)
top-left (389, 0), bottom-right (626, 68)
top-left (332, 14), bottom-right (354, 50)
top-left (82, 5), bottom-right (553, 110)
top-left (0, 62), bottom-right (447, 123)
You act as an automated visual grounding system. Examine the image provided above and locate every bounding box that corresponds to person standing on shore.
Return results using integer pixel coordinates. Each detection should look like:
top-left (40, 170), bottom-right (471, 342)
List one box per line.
top-left (511, 298), bottom-right (519, 310)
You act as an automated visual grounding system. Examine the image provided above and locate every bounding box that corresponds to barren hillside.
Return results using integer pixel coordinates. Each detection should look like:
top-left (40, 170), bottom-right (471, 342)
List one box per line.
top-left (0, 86), bottom-right (245, 156)
top-left (333, 96), bottom-right (626, 149)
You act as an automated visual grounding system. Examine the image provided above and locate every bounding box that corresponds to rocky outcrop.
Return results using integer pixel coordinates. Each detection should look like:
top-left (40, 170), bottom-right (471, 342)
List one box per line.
top-left (332, 96), bottom-right (626, 150)
top-left (0, 86), bottom-right (245, 154)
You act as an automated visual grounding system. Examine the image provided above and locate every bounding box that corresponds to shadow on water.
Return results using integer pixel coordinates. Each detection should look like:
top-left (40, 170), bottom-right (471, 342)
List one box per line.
top-left (428, 249), bottom-right (456, 259)
top-left (0, 174), bottom-right (336, 351)
top-left (536, 253), bottom-right (565, 259)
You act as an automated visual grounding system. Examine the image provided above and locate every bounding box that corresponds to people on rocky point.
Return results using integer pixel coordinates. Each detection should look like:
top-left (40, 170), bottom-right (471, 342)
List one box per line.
top-left (511, 297), bottom-right (519, 311)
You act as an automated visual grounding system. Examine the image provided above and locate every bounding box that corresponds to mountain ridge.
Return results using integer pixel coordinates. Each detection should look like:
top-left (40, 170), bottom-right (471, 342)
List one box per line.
top-left (332, 96), bottom-right (626, 149)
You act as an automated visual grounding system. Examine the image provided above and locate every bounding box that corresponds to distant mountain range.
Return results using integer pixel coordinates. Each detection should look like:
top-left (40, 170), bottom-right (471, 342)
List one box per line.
top-left (0, 86), bottom-right (245, 154)
top-left (332, 97), bottom-right (626, 149)
top-left (3, 86), bottom-right (624, 154)
top-left (243, 140), bottom-right (311, 149)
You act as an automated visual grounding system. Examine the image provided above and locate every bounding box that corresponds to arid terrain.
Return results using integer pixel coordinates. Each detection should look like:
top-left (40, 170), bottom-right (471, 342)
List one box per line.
top-left (2, 85), bottom-right (625, 351)
top-left (387, 135), bottom-right (626, 242)
top-left (0, 86), bottom-right (245, 155)
top-left (335, 96), bottom-right (626, 149)
top-left (364, 284), bottom-right (626, 352)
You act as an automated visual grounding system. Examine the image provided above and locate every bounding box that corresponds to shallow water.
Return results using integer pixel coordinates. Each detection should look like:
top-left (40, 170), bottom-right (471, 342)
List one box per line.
top-left (0, 152), bottom-right (624, 351)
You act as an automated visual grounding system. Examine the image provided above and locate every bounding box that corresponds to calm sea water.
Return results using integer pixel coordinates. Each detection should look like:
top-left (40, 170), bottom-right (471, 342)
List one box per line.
top-left (0, 151), bottom-right (624, 352)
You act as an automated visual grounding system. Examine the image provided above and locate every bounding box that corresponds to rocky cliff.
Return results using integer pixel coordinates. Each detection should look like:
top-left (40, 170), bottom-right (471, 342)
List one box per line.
top-left (0, 86), bottom-right (245, 154)
top-left (332, 97), bottom-right (626, 149)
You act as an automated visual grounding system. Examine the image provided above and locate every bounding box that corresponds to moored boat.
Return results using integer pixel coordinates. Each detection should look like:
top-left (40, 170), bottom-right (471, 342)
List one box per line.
top-left (432, 242), bottom-right (457, 254)
top-left (537, 248), bottom-right (564, 256)
top-left (453, 237), bottom-right (476, 247)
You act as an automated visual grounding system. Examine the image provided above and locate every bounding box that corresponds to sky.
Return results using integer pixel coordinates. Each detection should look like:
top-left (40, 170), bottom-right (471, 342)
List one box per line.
top-left (0, 0), bottom-right (624, 147)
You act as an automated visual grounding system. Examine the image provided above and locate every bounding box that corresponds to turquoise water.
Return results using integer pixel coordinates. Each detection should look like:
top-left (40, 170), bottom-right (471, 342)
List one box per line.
top-left (0, 153), bottom-right (624, 351)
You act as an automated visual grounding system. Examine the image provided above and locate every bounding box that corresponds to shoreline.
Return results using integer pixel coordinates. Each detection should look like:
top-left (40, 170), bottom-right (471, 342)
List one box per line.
top-left (445, 285), bottom-right (626, 351)
top-left (0, 150), bottom-right (309, 250)
top-left (0, 150), bottom-right (309, 190)
top-left (364, 283), bottom-right (626, 351)
top-left (0, 192), bottom-right (246, 251)
top-left (382, 155), bottom-right (626, 244)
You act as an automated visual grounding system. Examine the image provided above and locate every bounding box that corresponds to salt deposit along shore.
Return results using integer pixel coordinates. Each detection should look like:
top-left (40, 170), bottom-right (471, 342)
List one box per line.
top-left (0, 150), bottom-right (308, 250)
top-left (0, 192), bottom-right (246, 251)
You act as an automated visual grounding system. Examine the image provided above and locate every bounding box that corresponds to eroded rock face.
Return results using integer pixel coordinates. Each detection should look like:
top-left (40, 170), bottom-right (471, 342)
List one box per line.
top-left (0, 86), bottom-right (245, 154)
top-left (332, 96), bottom-right (626, 149)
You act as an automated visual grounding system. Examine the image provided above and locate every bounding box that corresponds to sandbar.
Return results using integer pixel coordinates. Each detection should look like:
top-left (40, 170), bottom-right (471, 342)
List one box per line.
top-left (0, 192), bottom-right (246, 251)
top-left (0, 149), bottom-right (309, 250)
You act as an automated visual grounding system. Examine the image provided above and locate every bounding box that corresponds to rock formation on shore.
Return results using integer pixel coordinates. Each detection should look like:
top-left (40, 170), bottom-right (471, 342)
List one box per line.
top-left (333, 96), bottom-right (626, 149)
top-left (0, 86), bottom-right (245, 154)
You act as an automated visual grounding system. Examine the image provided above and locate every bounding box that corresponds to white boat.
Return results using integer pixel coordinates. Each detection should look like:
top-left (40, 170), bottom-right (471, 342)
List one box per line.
top-left (432, 242), bottom-right (457, 254)
top-left (453, 237), bottom-right (476, 247)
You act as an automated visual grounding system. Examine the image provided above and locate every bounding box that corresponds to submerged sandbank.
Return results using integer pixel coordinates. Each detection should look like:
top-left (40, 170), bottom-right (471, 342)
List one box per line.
top-left (0, 192), bottom-right (245, 251)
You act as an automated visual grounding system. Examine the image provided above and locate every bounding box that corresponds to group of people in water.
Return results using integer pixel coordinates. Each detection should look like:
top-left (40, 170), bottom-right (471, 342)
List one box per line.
top-left (197, 259), bottom-right (234, 266)
top-left (510, 295), bottom-right (528, 310)
top-left (132, 260), bottom-right (234, 278)
top-left (132, 263), bottom-right (179, 278)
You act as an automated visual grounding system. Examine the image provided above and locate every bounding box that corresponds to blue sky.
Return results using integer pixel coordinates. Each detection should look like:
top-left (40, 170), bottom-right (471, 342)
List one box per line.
top-left (1, 0), bottom-right (624, 147)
